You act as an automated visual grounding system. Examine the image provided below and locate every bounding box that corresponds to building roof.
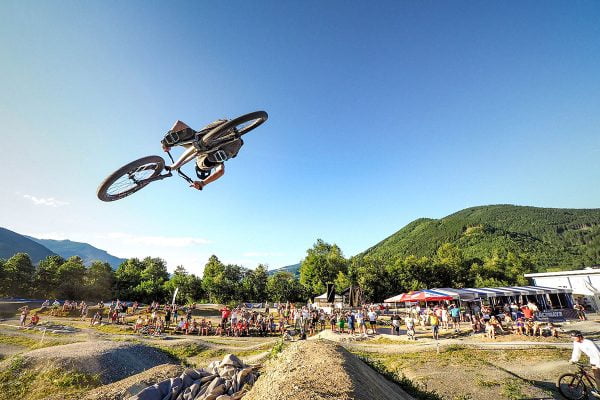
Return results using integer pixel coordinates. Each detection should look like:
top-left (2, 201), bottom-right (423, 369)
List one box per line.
top-left (525, 268), bottom-right (600, 278)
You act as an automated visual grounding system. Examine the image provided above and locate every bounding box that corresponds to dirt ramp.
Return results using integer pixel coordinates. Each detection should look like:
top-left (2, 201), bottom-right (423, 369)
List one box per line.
top-left (244, 340), bottom-right (412, 400)
top-left (23, 340), bottom-right (176, 383)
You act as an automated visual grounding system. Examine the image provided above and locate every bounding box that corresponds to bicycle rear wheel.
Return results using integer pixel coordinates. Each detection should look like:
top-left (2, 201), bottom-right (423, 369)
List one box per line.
top-left (201, 110), bottom-right (268, 148)
top-left (557, 373), bottom-right (587, 400)
top-left (97, 156), bottom-right (165, 202)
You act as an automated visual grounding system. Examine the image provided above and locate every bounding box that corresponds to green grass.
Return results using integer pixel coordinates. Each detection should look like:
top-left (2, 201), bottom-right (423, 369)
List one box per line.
top-left (0, 356), bottom-right (100, 400)
top-left (0, 332), bottom-right (65, 350)
top-left (153, 343), bottom-right (209, 366)
top-left (501, 379), bottom-right (525, 400)
top-left (355, 353), bottom-right (444, 400)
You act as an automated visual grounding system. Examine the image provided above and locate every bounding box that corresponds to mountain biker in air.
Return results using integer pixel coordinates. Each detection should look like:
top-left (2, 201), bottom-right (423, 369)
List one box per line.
top-left (570, 330), bottom-right (600, 392)
top-left (161, 119), bottom-right (243, 190)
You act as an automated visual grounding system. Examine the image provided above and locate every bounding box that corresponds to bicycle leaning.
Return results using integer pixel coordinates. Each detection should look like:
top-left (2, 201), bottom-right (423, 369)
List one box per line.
top-left (557, 362), bottom-right (598, 400)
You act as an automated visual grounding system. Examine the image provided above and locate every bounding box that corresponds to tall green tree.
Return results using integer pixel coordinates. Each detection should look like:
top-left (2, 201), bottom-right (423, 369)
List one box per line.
top-left (241, 264), bottom-right (269, 302)
top-left (3, 253), bottom-right (35, 297)
top-left (55, 256), bottom-right (86, 299)
top-left (85, 261), bottom-right (114, 301)
top-left (164, 266), bottom-right (204, 304)
top-left (267, 272), bottom-right (305, 303)
top-left (299, 239), bottom-right (348, 296)
top-left (114, 258), bottom-right (145, 300)
top-left (35, 255), bottom-right (64, 298)
top-left (202, 255), bottom-right (226, 302)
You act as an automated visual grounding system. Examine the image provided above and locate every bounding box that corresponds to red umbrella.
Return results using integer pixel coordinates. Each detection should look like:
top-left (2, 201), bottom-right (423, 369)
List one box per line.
top-left (384, 291), bottom-right (417, 303)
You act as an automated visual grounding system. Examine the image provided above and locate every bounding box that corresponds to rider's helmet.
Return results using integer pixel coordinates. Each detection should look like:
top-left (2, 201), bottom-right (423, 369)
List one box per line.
top-left (570, 330), bottom-right (583, 338)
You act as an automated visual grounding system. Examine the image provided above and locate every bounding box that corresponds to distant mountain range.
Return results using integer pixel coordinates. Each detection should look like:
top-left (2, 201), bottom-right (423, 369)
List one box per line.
top-left (361, 205), bottom-right (600, 271)
top-left (268, 263), bottom-right (301, 277)
top-left (26, 236), bottom-right (126, 268)
top-left (0, 227), bottom-right (125, 268)
top-left (0, 227), bottom-right (56, 264)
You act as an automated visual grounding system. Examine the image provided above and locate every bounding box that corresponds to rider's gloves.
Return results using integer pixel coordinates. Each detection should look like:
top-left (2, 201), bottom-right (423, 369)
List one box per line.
top-left (191, 181), bottom-right (205, 191)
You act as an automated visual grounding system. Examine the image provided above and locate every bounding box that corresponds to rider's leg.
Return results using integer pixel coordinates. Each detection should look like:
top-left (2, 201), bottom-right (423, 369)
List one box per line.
top-left (593, 367), bottom-right (600, 391)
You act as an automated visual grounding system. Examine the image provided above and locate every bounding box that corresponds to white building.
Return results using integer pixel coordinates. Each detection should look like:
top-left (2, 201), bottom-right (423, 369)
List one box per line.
top-left (525, 268), bottom-right (600, 311)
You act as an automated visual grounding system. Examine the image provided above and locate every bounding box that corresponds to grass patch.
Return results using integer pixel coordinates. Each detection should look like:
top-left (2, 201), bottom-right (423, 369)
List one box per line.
top-left (0, 332), bottom-right (65, 350)
top-left (154, 343), bottom-right (209, 366)
top-left (0, 355), bottom-right (100, 400)
top-left (269, 338), bottom-right (285, 359)
top-left (501, 379), bottom-right (525, 400)
top-left (356, 353), bottom-right (444, 400)
top-left (91, 324), bottom-right (133, 335)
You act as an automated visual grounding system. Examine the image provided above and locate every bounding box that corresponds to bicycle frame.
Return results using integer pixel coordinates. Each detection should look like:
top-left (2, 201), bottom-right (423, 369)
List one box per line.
top-left (144, 133), bottom-right (238, 186)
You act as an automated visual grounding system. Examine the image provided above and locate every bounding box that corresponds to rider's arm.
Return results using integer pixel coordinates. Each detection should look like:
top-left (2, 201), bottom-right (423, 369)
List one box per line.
top-left (191, 164), bottom-right (225, 190)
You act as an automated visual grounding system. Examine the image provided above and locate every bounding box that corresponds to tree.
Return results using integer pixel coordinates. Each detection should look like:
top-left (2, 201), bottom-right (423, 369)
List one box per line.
top-left (299, 239), bottom-right (348, 296)
top-left (3, 253), bottom-right (35, 297)
top-left (35, 255), bottom-right (64, 298)
top-left (241, 264), bottom-right (269, 302)
top-left (55, 256), bottom-right (86, 300)
top-left (202, 255), bottom-right (226, 303)
top-left (85, 261), bottom-right (114, 301)
top-left (352, 256), bottom-right (392, 302)
top-left (164, 266), bottom-right (204, 304)
top-left (267, 272), bottom-right (305, 303)
top-left (114, 258), bottom-right (145, 300)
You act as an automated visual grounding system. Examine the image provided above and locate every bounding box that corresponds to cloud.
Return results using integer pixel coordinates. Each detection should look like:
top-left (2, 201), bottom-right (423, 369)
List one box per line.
top-left (242, 251), bottom-right (284, 258)
top-left (105, 232), bottom-right (212, 248)
top-left (23, 194), bottom-right (69, 207)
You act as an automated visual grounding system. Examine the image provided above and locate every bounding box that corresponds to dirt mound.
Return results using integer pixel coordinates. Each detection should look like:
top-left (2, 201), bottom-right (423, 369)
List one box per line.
top-left (22, 340), bottom-right (176, 383)
top-left (83, 364), bottom-right (184, 400)
top-left (244, 340), bottom-right (412, 400)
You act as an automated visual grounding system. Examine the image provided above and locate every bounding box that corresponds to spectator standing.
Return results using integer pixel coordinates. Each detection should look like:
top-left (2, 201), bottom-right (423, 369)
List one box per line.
top-left (449, 304), bottom-right (461, 332)
top-left (367, 309), bottom-right (378, 335)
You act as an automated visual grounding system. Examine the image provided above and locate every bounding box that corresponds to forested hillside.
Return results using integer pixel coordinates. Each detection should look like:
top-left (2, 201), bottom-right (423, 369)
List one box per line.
top-left (362, 205), bottom-right (600, 271)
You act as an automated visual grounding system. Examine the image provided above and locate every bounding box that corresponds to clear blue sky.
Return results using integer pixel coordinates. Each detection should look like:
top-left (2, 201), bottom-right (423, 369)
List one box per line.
top-left (1, 1), bottom-right (599, 275)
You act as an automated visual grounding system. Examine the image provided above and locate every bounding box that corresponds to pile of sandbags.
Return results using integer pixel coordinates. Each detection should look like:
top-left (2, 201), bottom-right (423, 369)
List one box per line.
top-left (128, 354), bottom-right (259, 400)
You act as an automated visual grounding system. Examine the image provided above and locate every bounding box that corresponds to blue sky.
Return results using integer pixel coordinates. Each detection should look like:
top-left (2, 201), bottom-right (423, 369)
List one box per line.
top-left (1, 1), bottom-right (599, 275)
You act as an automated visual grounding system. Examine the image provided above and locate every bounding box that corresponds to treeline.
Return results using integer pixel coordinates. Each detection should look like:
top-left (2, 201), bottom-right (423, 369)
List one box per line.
top-left (298, 239), bottom-right (538, 303)
top-left (0, 253), bottom-right (307, 304)
top-left (1, 239), bottom-right (539, 304)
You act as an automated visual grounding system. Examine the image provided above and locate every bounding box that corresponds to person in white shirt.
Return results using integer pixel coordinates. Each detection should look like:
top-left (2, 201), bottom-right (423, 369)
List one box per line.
top-left (570, 330), bottom-right (600, 389)
top-left (367, 310), bottom-right (378, 334)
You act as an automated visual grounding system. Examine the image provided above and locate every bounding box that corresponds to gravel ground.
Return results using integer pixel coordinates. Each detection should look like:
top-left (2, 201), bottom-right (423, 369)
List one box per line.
top-left (244, 340), bottom-right (412, 400)
top-left (22, 340), bottom-right (177, 383)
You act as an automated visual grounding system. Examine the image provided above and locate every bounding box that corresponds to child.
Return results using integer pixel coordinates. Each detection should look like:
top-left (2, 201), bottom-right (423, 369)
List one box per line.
top-left (485, 320), bottom-right (495, 339)
top-left (405, 315), bottom-right (416, 340)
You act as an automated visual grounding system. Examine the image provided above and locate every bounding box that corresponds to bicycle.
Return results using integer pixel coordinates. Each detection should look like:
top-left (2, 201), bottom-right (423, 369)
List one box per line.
top-left (97, 111), bottom-right (268, 201)
top-left (557, 362), bottom-right (597, 399)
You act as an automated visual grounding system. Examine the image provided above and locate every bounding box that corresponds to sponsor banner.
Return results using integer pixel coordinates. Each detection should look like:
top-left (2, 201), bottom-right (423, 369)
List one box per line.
top-left (537, 308), bottom-right (578, 322)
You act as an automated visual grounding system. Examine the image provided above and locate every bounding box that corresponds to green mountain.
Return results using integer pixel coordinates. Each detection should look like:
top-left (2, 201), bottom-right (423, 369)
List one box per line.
top-left (361, 205), bottom-right (600, 271)
top-left (0, 227), bottom-right (56, 264)
top-left (25, 237), bottom-right (126, 269)
top-left (268, 263), bottom-right (301, 277)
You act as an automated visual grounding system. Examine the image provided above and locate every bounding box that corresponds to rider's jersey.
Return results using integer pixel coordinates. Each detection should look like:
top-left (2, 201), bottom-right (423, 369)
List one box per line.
top-left (571, 339), bottom-right (600, 366)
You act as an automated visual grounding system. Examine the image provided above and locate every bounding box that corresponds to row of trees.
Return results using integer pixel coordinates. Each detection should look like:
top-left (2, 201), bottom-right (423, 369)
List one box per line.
top-left (0, 239), bottom-right (538, 304)
top-left (298, 239), bottom-right (538, 302)
top-left (0, 253), bottom-right (307, 304)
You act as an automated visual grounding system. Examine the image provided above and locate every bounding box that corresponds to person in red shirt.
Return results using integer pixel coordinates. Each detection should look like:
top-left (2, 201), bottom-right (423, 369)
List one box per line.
top-left (220, 306), bottom-right (231, 330)
top-left (520, 305), bottom-right (534, 320)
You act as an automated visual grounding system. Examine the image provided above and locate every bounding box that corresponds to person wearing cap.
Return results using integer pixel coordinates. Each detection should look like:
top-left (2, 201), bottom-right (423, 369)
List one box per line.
top-left (570, 330), bottom-right (600, 390)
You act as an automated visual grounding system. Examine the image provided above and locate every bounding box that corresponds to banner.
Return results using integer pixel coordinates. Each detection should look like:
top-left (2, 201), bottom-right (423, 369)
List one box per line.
top-left (172, 287), bottom-right (179, 307)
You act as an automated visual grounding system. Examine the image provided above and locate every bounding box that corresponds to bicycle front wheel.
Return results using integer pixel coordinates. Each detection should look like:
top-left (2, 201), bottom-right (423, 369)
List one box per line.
top-left (557, 373), bottom-right (587, 400)
top-left (97, 156), bottom-right (165, 202)
top-left (201, 110), bottom-right (268, 148)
